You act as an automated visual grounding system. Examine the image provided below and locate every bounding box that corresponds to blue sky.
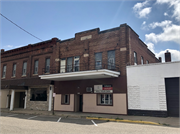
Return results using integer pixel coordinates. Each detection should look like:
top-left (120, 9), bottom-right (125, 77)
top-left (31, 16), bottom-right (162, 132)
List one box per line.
top-left (1, 0), bottom-right (180, 62)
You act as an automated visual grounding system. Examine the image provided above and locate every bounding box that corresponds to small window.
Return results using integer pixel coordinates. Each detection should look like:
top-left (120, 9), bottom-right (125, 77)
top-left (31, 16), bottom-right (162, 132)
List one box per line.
top-left (61, 94), bottom-right (70, 105)
top-left (12, 64), bottom-right (16, 77)
top-left (60, 58), bottom-right (66, 73)
top-left (45, 58), bottom-right (50, 73)
top-left (146, 60), bottom-right (149, 64)
top-left (134, 52), bottom-right (137, 65)
top-left (108, 50), bottom-right (115, 69)
top-left (30, 88), bottom-right (47, 101)
top-left (34, 60), bottom-right (38, 74)
top-left (95, 53), bottom-right (102, 69)
top-left (22, 62), bottom-right (27, 76)
top-left (74, 56), bottom-right (80, 72)
top-left (97, 94), bottom-right (112, 105)
top-left (141, 56), bottom-right (144, 65)
top-left (2, 65), bottom-right (6, 78)
top-left (67, 57), bottom-right (72, 72)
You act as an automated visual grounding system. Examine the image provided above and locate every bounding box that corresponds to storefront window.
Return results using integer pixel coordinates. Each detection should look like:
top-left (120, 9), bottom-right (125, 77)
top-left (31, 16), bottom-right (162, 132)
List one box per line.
top-left (61, 94), bottom-right (70, 105)
top-left (97, 94), bottom-right (112, 105)
top-left (30, 88), bottom-right (47, 101)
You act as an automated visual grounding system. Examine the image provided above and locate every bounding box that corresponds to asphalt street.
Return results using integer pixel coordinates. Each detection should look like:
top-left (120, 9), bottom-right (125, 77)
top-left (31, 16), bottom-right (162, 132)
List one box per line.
top-left (0, 112), bottom-right (180, 134)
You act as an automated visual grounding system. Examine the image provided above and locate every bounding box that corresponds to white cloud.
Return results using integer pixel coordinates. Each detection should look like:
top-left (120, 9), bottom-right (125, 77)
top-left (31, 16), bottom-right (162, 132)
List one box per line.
top-left (146, 42), bottom-right (155, 53)
top-left (139, 7), bottom-right (152, 18)
top-left (149, 20), bottom-right (172, 29)
top-left (156, 0), bottom-right (180, 21)
top-left (164, 12), bottom-right (168, 16)
top-left (156, 49), bottom-right (180, 62)
top-left (133, 0), bottom-right (152, 18)
top-left (142, 21), bottom-right (146, 25)
top-left (7, 45), bottom-right (13, 48)
top-left (145, 23), bottom-right (180, 44)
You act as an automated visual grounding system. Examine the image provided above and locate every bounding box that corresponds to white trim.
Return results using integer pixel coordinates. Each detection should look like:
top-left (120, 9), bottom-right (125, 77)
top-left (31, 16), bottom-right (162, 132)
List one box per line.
top-left (48, 85), bottom-right (53, 111)
top-left (39, 69), bottom-right (120, 81)
top-left (10, 90), bottom-right (15, 111)
top-left (24, 90), bottom-right (27, 109)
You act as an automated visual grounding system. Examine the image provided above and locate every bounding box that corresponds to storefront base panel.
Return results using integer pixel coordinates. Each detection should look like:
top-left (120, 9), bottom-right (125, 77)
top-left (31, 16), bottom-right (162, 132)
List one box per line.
top-left (83, 94), bottom-right (127, 114)
top-left (54, 94), bottom-right (74, 112)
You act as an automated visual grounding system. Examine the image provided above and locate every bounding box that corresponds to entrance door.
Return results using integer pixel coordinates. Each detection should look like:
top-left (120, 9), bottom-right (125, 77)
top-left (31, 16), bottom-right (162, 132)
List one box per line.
top-left (165, 77), bottom-right (179, 117)
top-left (19, 92), bottom-right (25, 108)
top-left (79, 95), bottom-right (83, 112)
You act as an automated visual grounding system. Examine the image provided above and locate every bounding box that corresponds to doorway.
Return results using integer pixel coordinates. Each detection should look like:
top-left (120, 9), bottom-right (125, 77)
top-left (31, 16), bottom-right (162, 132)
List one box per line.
top-left (74, 94), bottom-right (83, 112)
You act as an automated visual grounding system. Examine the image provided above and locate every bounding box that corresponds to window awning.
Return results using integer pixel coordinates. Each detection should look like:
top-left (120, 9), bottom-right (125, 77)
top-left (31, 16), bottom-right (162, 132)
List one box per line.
top-left (39, 69), bottom-right (120, 81)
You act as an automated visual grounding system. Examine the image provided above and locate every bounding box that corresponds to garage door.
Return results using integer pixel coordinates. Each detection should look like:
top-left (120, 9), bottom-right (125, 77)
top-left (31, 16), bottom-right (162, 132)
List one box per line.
top-left (165, 77), bottom-right (179, 117)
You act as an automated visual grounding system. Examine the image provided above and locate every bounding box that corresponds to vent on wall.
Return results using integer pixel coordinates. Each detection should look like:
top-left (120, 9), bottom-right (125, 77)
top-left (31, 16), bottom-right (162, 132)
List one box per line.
top-left (86, 87), bottom-right (92, 92)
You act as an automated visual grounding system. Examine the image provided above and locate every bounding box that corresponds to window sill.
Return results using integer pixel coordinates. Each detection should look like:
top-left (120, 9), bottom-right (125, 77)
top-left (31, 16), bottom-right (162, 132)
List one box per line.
top-left (97, 104), bottom-right (113, 106)
top-left (33, 74), bottom-right (38, 76)
top-left (21, 75), bottom-right (27, 77)
top-left (1, 77), bottom-right (5, 79)
top-left (11, 76), bottom-right (16, 78)
top-left (61, 103), bottom-right (70, 105)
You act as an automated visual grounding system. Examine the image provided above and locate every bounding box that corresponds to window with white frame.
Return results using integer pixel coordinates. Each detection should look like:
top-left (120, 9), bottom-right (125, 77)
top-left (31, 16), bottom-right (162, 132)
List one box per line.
top-left (134, 52), bottom-right (137, 65)
top-left (141, 56), bottom-right (144, 65)
top-left (34, 60), bottom-right (38, 74)
top-left (2, 65), bottom-right (6, 78)
top-left (97, 94), bottom-right (112, 105)
top-left (45, 58), bottom-right (50, 73)
top-left (61, 94), bottom-right (70, 104)
top-left (12, 64), bottom-right (16, 77)
top-left (22, 62), bottom-right (27, 76)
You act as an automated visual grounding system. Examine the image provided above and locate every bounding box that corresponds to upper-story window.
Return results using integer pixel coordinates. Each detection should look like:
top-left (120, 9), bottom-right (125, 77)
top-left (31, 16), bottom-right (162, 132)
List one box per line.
top-left (22, 62), bottom-right (27, 76)
top-left (67, 57), bottom-right (73, 72)
top-left (2, 65), bottom-right (6, 78)
top-left (12, 64), bottom-right (16, 77)
top-left (141, 56), bottom-right (144, 65)
top-left (108, 50), bottom-right (115, 69)
top-left (45, 58), bottom-right (50, 73)
top-left (74, 56), bottom-right (80, 72)
top-left (60, 58), bottom-right (66, 73)
top-left (146, 60), bottom-right (149, 64)
top-left (95, 52), bottom-right (102, 70)
top-left (134, 52), bottom-right (137, 65)
top-left (34, 60), bottom-right (38, 74)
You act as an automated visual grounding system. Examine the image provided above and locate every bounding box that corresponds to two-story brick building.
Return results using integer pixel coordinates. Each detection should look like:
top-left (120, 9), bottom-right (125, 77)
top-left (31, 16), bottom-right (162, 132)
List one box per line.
top-left (39, 23), bottom-right (160, 114)
top-left (1, 38), bottom-right (59, 111)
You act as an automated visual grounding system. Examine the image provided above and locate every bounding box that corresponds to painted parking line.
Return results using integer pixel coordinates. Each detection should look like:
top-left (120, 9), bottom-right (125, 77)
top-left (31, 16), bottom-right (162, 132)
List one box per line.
top-left (57, 117), bottom-right (61, 122)
top-left (6, 114), bottom-right (18, 117)
top-left (91, 120), bottom-right (98, 126)
top-left (27, 116), bottom-right (38, 120)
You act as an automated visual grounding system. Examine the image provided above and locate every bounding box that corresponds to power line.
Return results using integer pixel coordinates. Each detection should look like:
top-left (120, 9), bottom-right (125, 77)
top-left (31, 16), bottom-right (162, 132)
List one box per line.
top-left (0, 13), bottom-right (43, 41)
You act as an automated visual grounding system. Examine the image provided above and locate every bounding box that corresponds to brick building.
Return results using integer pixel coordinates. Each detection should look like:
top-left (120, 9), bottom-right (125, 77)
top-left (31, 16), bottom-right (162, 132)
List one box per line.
top-left (39, 23), bottom-right (160, 114)
top-left (1, 38), bottom-right (59, 111)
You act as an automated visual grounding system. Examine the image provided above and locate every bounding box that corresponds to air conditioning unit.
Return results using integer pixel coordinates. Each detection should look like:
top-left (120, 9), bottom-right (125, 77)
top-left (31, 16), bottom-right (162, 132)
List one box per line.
top-left (86, 87), bottom-right (92, 92)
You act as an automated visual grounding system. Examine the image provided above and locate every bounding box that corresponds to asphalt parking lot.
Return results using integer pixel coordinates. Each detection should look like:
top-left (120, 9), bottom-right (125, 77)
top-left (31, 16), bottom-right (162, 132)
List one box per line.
top-left (0, 112), bottom-right (106, 126)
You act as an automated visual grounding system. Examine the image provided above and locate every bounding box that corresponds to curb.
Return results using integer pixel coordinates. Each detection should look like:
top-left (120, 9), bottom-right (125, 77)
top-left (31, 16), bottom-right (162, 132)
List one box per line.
top-left (86, 117), bottom-right (161, 126)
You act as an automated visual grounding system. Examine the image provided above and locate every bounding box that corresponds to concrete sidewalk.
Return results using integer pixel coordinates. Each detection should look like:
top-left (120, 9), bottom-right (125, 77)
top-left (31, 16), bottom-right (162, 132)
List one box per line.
top-left (1, 108), bottom-right (179, 128)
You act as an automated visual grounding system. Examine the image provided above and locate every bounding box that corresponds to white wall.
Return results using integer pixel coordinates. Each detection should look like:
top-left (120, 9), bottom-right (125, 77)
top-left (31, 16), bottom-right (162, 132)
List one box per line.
top-left (127, 61), bottom-right (180, 111)
top-left (0, 90), bottom-right (9, 108)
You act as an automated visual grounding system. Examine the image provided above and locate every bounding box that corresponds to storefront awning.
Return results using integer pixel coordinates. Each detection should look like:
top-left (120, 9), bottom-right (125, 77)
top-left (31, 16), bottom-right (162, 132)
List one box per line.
top-left (39, 69), bottom-right (120, 81)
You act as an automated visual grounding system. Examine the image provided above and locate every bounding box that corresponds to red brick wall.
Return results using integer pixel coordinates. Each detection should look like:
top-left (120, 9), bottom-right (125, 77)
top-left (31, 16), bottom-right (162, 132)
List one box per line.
top-left (1, 38), bottom-right (58, 80)
top-left (128, 26), bottom-right (160, 65)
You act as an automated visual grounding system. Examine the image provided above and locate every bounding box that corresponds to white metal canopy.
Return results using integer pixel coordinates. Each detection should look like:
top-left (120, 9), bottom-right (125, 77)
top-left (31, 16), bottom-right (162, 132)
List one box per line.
top-left (39, 69), bottom-right (120, 81)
